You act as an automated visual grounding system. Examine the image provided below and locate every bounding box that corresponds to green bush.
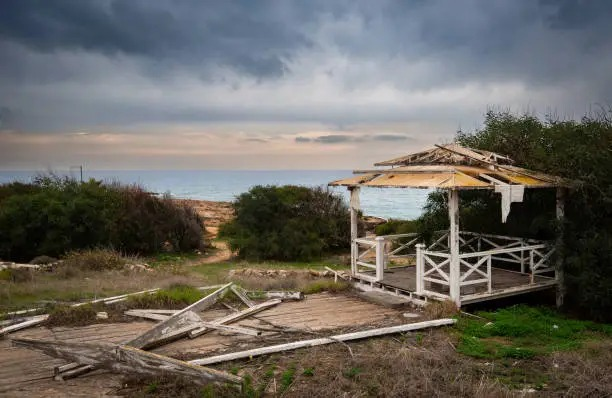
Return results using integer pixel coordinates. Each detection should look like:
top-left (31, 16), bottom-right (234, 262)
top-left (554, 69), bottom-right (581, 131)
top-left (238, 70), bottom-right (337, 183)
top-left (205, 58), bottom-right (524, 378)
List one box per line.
top-left (374, 219), bottom-right (418, 236)
top-left (220, 185), bottom-right (350, 261)
top-left (0, 175), bottom-right (205, 262)
top-left (418, 110), bottom-right (612, 321)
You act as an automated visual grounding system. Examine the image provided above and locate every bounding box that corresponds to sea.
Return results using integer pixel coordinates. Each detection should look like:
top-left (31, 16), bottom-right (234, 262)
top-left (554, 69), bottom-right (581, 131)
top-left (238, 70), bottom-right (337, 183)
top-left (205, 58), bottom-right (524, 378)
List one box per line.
top-left (0, 170), bottom-right (430, 220)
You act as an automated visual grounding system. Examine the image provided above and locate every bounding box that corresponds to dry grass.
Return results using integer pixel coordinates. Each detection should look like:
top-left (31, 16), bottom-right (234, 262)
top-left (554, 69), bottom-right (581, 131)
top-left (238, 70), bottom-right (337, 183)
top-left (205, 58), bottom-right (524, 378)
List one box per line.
top-left (423, 299), bottom-right (460, 320)
top-left (0, 267), bottom-right (203, 312)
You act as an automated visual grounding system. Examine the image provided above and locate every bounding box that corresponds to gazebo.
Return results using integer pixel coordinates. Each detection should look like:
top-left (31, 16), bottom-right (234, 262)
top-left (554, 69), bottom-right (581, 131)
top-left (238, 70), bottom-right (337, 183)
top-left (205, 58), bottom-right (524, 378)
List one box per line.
top-left (329, 144), bottom-right (570, 307)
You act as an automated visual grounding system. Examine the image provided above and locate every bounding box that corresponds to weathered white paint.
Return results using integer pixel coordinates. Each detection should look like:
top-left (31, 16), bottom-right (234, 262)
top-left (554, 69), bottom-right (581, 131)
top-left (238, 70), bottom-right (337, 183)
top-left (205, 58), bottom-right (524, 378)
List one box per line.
top-left (375, 236), bottom-right (385, 281)
top-left (415, 243), bottom-right (425, 295)
top-left (349, 187), bottom-right (360, 276)
top-left (448, 189), bottom-right (460, 306)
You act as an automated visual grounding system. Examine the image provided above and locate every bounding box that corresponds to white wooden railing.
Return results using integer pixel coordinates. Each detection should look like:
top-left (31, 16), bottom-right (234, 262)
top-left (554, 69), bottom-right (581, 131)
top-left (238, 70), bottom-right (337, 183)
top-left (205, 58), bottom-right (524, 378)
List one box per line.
top-left (352, 230), bottom-right (557, 302)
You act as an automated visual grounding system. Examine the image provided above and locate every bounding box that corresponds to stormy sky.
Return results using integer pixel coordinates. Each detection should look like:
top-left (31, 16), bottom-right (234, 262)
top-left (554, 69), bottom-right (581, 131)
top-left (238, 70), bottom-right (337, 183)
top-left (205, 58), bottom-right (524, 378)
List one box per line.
top-left (1, 0), bottom-right (611, 170)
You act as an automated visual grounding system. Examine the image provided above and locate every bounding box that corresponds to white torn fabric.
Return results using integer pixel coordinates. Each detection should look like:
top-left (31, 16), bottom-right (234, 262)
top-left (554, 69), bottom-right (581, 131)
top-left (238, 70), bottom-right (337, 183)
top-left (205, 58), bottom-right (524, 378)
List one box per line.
top-left (350, 187), bottom-right (361, 211)
top-left (495, 184), bottom-right (525, 222)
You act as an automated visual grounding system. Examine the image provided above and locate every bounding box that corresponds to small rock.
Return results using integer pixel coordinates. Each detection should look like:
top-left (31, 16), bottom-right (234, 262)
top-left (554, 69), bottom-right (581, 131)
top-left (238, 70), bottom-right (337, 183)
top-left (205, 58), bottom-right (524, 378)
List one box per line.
top-left (96, 312), bottom-right (108, 320)
top-left (402, 312), bottom-right (421, 318)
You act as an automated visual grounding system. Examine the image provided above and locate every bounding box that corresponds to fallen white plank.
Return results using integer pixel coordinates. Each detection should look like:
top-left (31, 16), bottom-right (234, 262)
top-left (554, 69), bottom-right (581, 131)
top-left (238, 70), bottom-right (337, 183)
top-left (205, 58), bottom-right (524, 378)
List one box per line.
top-left (0, 315), bottom-right (49, 335)
top-left (1, 308), bottom-right (43, 317)
top-left (126, 282), bottom-right (233, 349)
top-left (13, 338), bottom-right (241, 385)
top-left (190, 319), bottom-right (457, 365)
top-left (248, 291), bottom-right (304, 301)
top-left (196, 284), bottom-right (227, 291)
top-left (72, 288), bottom-right (160, 307)
top-left (189, 299), bottom-right (281, 338)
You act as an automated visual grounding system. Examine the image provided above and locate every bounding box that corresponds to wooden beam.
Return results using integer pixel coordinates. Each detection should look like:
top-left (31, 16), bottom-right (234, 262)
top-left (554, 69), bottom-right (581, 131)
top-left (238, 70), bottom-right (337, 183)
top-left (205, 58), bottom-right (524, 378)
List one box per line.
top-left (12, 338), bottom-right (241, 385)
top-left (189, 319), bottom-right (457, 365)
top-left (189, 299), bottom-right (281, 338)
top-left (0, 315), bottom-right (48, 335)
top-left (248, 290), bottom-right (304, 300)
top-left (126, 282), bottom-right (232, 349)
top-left (124, 310), bottom-right (170, 322)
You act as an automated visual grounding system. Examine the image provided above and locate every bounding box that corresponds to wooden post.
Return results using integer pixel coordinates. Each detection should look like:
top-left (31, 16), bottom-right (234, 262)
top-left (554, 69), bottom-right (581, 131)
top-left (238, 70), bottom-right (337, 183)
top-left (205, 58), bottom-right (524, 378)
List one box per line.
top-left (375, 236), bottom-right (384, 281)
top-left (448, 189), bottom-right (461, 306)
top-left (415, 243), bottom-right (425, 295)
top-left (487, 255), bottom-right (492, 293)
top-left (555, 187), bottom-right (565, 308)
top-left (349, 187), bottom-right (360, 276)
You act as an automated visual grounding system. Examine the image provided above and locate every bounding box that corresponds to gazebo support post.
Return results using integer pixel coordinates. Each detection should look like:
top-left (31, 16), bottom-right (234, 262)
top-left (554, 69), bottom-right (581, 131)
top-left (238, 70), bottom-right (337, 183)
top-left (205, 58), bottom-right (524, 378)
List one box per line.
top-left (448, 189), bottom-right (461, 307)
top-left (555, 187), bottom-right (565, 308)
top-left (349, 187), bottom-right (360, 276)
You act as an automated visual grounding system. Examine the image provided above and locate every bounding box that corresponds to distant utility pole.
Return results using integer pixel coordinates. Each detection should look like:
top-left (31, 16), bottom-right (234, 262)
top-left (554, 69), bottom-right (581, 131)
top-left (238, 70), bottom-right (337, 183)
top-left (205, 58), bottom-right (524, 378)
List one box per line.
top-left (69, 165), bottom-right (83, 182)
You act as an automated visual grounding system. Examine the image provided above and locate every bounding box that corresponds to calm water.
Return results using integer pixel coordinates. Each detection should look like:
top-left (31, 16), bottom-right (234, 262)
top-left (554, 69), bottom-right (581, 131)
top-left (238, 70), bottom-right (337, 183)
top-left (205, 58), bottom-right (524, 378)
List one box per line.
top-left (0, 170), bottom-right (430, 220)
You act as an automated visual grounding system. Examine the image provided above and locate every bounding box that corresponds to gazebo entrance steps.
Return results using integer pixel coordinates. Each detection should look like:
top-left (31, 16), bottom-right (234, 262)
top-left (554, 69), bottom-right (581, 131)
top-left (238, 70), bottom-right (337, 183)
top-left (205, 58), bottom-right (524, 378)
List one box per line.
top-left (353, 266), bottom-right (557, 305)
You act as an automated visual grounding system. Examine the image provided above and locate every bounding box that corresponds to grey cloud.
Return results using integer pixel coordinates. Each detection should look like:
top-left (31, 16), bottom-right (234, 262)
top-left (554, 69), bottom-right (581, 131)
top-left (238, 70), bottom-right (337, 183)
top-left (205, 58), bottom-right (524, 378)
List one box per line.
top-left (295, 136), bottom-right (311, 143)
top-left (0, 0), bottom-right (310, 79)
top-left (371, 134), bottom-right (411, 142)
top-left (243, 138), bottom-right (268, 143)
top-left (1, 0), bottom-right (612, 136)
top-left (314, 135), bottom-right (353, 144)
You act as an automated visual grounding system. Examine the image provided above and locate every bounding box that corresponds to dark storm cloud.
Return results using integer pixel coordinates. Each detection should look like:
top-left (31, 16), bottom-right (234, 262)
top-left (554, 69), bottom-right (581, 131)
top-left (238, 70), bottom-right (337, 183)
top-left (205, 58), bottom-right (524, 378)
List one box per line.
top-left (1, 0), bottom-right (612, 135)
top-left (0, 0), bottom-right (310, 78)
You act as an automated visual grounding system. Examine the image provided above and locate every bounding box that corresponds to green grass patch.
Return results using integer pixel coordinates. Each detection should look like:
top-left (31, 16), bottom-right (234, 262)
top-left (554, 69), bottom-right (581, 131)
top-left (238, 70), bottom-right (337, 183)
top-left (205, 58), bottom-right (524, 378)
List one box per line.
top-left (455, 305), bottom-right (612, 359)
top-left (126, 284), bottom-right (204, 309)
top-left (302, 280), bottom-right (350, 294)
top-left (280, 365), bottom-right (296, 392)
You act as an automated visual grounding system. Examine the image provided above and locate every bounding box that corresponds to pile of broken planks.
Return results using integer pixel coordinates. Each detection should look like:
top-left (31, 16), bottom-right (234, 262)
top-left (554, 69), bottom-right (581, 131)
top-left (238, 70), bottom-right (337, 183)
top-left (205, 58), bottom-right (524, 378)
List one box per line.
top-left (11, 282), bottom-right (456, 390)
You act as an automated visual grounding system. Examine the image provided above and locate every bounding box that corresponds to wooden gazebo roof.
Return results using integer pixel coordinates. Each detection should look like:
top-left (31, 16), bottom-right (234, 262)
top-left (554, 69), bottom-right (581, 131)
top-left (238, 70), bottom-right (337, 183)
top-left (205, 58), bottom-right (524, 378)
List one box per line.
top-left (329, 144), bottom-right (569, 189)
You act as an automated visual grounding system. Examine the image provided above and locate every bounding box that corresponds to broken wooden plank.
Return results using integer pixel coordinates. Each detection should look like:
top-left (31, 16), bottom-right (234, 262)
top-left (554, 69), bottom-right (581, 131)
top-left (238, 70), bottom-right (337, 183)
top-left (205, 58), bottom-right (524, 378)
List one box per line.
top-left (231, 285), bottom-right (256, 307)
top-left (73, 288), bottom-right (160, 306)
top-left (248, 291), bottom-right (304, 301)
top-left (190, 318), bottom-right (457, 365)
top-left (126, 282), bottom-right (232, 349)
top-left (12, 338), bottom-right (241, 385)
top-left (196, 322), bottom-right (262, 336)
top-left (0, 315), bottom-right (49, 335)
top-left (124, 310), bottom-right (170, 322)
top-left (189, 299), bottom-right (281, 338)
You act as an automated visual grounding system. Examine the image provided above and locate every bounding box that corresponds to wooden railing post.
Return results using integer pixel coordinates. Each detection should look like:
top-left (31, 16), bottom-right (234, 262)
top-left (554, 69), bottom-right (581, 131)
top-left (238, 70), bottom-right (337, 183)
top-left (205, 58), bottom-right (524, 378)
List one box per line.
top-left (487, 255), bottom-right (492, 293)
top-left (529, 249), bottom-right (534, 284)
top-left (375, 236), bottom-right (385, 281)
top-left (415, 244), bottom-right (425, 295)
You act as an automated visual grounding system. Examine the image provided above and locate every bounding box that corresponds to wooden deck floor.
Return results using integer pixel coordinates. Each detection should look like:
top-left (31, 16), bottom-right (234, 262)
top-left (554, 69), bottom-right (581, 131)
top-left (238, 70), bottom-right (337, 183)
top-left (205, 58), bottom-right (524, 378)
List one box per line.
top-left (0, 293), bottom-right (407, 397)
top-left (363, 266), bottom-right (557, 303)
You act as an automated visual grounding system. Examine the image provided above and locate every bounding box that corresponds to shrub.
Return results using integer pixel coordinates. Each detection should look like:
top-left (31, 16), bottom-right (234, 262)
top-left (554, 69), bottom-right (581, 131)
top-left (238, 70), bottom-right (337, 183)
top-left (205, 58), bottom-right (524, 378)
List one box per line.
top-left (0, 175), bottom-right (205, 262)
top-left (220, 185), bottom-right (350, 261)
top-left (374, 219), bottom-right (418, 236)
top-left (60, 249), bottom-right (127, 272)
